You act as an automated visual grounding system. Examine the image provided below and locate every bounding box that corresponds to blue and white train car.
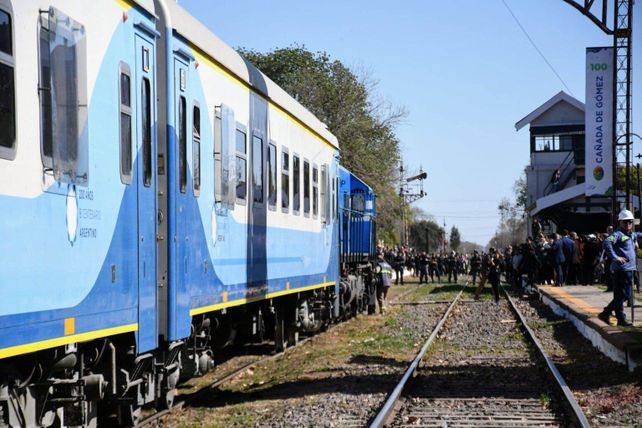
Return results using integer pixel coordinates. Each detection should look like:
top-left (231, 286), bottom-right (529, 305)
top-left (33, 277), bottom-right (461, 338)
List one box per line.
top-left (0, 0), bottom-right (372, 426)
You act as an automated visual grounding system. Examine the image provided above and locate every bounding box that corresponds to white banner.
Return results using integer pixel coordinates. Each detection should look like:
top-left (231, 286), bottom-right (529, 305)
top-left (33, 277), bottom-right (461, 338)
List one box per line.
top-left (585, 47), bottom-right (614, 196)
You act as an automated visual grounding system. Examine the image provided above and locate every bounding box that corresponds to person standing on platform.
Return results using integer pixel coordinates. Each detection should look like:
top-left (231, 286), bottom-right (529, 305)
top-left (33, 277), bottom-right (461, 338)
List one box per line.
top-left (603, 225), bottom-right (614, 292)
top-left (552, 234), bottom-right (566, 286)
top-left (598, 210), bottom-right (641, 327)
top-left (375, 253), bottom-right (393, 314)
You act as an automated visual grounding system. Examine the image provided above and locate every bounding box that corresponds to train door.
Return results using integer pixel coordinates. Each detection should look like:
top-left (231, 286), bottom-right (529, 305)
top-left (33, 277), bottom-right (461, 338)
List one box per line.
top-left (168, 56), bottom-right (192, 340)
top-left (134, 33), bottom-right (158, 352)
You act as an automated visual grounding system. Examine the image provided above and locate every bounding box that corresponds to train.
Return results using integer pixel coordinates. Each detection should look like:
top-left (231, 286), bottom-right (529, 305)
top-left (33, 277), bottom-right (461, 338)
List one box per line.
top-left (0, 0), bottom-right (378, 426)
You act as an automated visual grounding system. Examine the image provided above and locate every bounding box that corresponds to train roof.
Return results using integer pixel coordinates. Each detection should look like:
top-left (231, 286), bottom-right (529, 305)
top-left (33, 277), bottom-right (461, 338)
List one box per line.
top-left (161, 1), bottom-right (339, 150)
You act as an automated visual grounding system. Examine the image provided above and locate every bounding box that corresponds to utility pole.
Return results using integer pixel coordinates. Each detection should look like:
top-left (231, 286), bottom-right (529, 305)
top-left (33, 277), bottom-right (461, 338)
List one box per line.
top-left (398, 160), bottom-right (427, 247)
top-left (561, 0), bottom-right (634, 220)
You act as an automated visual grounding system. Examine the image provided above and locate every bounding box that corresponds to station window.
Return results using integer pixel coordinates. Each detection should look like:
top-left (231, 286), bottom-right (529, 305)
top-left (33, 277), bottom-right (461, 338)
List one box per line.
top-left (236, 128), bottom-right (247, 201)
top-left (268, 142), bottom-right (277, 207)
top-left (142, 77), bottom-right (152, 187)
top-left (39, 7), bottom-right (88, 185)
top-left (533, 134), bottom-right (579, 152)
top-left (0, 7), bottom-right (15, 160)
top-left (293, 155), bottom-right (300, 213)
top-left (192, 104), bottom-right (201, 195)
top-left (312, 165), bottom-right (318, 218)
top-left (281, 149), bottom-right (289, 211)
top-left (303, 160), bottom-right (310, 215)
top-left (178, 96), bottom-right (187, 193)
top-left (252, 135), bottom-right (263, 204)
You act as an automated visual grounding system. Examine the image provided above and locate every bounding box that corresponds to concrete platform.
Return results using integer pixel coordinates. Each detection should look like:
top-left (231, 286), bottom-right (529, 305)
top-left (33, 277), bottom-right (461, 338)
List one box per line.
top-left (536, 285), bottom-right (642, 371)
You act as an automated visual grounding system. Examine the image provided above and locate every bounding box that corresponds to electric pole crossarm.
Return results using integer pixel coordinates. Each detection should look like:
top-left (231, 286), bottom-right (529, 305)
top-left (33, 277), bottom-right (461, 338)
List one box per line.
top-left (560, 0), bottom-right (613, 34)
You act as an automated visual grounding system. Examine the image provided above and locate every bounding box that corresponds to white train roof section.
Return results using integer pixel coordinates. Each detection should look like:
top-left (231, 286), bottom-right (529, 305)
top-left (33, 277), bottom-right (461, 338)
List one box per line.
top-left (164, 1), bottom-right (339, 150)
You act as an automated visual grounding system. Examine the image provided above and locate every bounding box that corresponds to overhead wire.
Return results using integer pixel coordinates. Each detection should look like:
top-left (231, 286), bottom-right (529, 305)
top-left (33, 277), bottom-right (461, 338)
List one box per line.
top-left (500, 0), bottom-right (574, 96)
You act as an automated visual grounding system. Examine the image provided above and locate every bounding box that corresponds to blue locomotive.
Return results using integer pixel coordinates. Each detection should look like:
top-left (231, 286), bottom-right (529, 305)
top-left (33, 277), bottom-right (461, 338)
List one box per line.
top-left (0, 0), bottom-right (377, 426)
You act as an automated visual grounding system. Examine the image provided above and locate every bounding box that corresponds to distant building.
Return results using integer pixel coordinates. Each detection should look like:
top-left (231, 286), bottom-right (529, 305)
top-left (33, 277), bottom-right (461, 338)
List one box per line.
top-left (516, 91), bottom-right (610, 235)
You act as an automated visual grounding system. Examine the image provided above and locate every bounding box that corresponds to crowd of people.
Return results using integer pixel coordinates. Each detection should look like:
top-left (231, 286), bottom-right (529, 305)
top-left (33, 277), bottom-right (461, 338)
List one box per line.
top-left (374, 209), bottom-right (642, 325)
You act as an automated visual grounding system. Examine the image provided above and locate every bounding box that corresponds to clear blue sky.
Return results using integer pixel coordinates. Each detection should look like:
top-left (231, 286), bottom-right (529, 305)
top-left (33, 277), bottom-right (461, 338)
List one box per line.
top-left (179, 0), bottom-right (641, 245)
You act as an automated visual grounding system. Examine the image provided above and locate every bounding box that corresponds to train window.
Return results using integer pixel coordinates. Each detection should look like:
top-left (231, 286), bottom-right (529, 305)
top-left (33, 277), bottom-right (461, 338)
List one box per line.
top-left (281, 149), bottom-right (289, 212)
top-left (235, 128), bottom-right (246, 201)
top-left (0, 8), bottom-right (15, 159)
top-left (213, 106), bottom-right (235, 208)
top-left (252, 135), bottom-right (263, 204)
top-left (303, 160), bottom-right (310, 216)
top-left (312, 165), bottom-right (318, 218)
top-left (38, 7), bottom-right (88, 185)
top-left (293, 155), bottom-right (300, 214)
top-left (320, 165), bottom-right (327, 222)
top-left (268, 142), bottom-right (277, 208)
top-left (142, 78), bottom-right (153, 188)
top-left (118, 65), bottom-right (132, 184)
top-left (178, 96), bottom-right (187, 193)
top-left (0, 9), bottom-right (11, 55)
top-left (192, 104), bottom-right (201, 196)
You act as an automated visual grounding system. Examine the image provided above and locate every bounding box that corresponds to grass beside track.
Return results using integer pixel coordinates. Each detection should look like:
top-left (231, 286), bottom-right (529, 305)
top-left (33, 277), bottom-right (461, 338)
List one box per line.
top-left (162, 278), bottom-right (460, 428)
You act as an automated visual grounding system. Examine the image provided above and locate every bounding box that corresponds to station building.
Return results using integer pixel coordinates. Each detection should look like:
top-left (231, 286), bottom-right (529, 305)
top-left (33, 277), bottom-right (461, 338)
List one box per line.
top-left (516, 91), bottom-right (611, 235)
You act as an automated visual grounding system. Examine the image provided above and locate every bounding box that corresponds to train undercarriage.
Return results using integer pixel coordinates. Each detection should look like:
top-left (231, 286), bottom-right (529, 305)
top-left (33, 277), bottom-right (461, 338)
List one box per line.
top-left (0, 277), bottom-right (373, 427)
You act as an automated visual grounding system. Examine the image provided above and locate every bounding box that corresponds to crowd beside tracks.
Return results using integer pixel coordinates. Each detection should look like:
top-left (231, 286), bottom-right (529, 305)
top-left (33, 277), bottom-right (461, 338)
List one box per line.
top-left (374, 215), bottom-right (641, 323)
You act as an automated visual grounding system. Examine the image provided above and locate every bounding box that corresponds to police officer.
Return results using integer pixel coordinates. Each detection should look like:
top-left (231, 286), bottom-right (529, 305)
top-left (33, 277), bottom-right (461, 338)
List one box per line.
top-left (375, 253), bottom-right (393, 314)
top-left (447, 251), bottom-right (458, 283)
top-left (598, 209), bottom-right (641, 326)
top-left (470, 250), bottom-right (481, 285)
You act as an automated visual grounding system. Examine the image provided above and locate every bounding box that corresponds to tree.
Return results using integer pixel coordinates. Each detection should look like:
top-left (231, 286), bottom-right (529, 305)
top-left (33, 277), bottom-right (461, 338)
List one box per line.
top-left (449, 226), bottom-right (461, 251)
top-left (488, 173), bottom-right (527, 249)
top-left (408, 219), bottom-right (444, 253)
top-left (237, 45), bottom-right (406, 243)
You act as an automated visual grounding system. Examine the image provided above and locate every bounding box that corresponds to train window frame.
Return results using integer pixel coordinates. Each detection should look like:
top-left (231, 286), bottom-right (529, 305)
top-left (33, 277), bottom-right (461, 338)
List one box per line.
top-left (0, 4), bottom-right (16, 160)
top-left (320, 164), bottom-right (327, 223)
top-left (292, 153), bottom-right (300, 215)
top-left (312, 164), bottom-right (318, 219)
top-left (303, 159), bottom-right (310, 217)
top-left (142, 76), bottom-right (153, 188)
top-left (281, 147), bottom-right (290, 213)
top-left (38, 7), bottom-right (88, 185)
top-left (192, 102), bottom-right (201, 196)
top-left (267, 141), bottom-right (277, 210)
top-left (235, 124), bottom-right (247, 204)
top-left (178, 96), bottom-right (187, 193)
top-left (252, 133), bottom-right (264, 205)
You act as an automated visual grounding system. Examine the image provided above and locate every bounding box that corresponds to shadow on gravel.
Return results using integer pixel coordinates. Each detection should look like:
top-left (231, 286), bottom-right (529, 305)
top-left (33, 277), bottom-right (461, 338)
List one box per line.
top-left (522, 297), bottom-right (642, 391)
top-left (409, 362), bottom-right (551, 399)
top-left (429, 284), bottom-right (463, 295)
top-left (185, 372), bottom-right (401, 408)
top-left (347, 354), bottom-right (409, 369)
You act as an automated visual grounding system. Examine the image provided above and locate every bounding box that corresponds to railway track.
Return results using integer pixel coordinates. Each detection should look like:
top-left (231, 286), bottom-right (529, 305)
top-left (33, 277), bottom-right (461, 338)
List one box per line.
top-left (370, 286), bottom-right (591, 428)
top-left (135, 284), bottom-right (420, 427)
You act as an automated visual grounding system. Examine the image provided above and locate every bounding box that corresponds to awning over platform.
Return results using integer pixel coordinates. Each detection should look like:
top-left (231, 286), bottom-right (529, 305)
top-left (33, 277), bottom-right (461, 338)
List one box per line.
top-left (531, 183), bottom-right (585, 216)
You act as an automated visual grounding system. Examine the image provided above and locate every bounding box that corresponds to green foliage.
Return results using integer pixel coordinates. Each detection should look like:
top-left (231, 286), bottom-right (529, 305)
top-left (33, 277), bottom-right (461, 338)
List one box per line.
top-left (449, 226), bottom-right (461, 251)
top-left (408, 218), bottom-right (444, 253)
top-left (237, 45), bottom-right (405, 243)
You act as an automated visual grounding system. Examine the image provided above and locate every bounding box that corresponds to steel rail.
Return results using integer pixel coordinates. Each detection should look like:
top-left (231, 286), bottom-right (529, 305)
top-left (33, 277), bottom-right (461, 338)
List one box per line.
top-left (502, 288), bottom-right (591, 428)
top-left (369, 286), bottom-right (465, 428)
top-left (136, 282), bottom-right (420, 427)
